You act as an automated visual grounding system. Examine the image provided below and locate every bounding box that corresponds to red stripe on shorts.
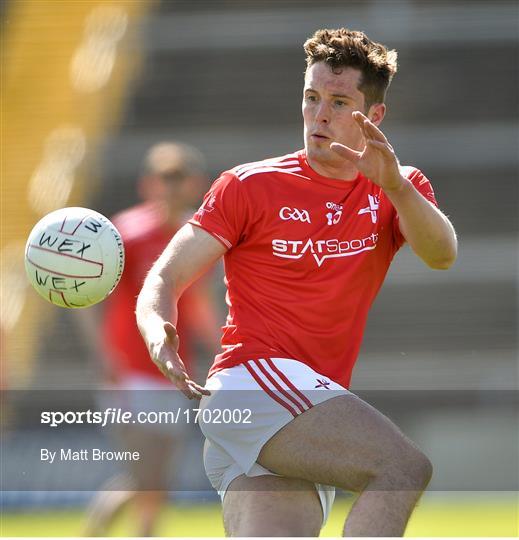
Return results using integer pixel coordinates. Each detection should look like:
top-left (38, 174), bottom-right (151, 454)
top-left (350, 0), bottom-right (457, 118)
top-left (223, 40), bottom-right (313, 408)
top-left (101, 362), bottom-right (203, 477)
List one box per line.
top-left (243, 361), bottom-right (298, 417)
top-left (266, 358), bottom-right (314, 409)
top-left (253, 359), bottom-right (308, 414)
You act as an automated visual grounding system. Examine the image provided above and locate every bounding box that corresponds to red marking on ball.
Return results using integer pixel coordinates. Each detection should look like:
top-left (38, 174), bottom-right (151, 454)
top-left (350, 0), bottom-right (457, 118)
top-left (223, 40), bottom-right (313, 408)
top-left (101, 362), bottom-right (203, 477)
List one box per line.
top-left (27, 248), bottom-right (104, 279)
top-left (29, 245), bottom-right (104, 267)
top-left (49, 289), bottom-right (71, 307)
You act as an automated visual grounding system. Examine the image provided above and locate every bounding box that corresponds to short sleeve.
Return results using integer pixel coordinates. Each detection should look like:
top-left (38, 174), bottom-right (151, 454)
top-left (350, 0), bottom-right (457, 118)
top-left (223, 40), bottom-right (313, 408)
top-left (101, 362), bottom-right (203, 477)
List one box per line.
top-left (393, 167), bottom-right (439, 249)
top-left (188, 172), bottom-right (250, 250)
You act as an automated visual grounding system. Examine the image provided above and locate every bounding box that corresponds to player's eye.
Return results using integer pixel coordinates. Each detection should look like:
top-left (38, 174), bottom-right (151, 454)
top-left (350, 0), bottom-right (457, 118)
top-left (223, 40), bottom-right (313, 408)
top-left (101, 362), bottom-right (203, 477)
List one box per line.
top-left (305, 94), bottom-right (318, 102)
top-left (334, 100), bottom-right (346, 107)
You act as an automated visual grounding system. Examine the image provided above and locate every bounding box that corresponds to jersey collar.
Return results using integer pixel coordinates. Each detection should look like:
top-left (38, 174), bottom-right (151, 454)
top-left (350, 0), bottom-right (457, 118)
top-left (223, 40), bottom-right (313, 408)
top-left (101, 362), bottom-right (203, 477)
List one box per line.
top-left (297, 149), bottom-right (364, 191)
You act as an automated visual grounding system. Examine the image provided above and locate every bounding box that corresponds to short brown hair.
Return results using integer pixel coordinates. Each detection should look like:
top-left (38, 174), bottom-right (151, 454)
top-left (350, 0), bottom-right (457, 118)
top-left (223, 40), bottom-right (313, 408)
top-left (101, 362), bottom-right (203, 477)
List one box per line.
top-left (304, 28), bottom-right (398, 108)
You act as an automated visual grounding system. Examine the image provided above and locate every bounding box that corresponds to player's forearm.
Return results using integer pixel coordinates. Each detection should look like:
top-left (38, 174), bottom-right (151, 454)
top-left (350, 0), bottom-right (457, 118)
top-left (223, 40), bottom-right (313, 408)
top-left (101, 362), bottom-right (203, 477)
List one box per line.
top-left (385, 179), bottom-right (457, 269)
top-left (136, 269), bottom-right (178, 349)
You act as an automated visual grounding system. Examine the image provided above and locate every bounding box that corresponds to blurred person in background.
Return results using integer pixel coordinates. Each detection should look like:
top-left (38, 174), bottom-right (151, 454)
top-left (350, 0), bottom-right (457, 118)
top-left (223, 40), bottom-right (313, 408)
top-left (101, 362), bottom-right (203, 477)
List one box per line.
top-left (136, 28), bottom-right (457, 537)
top-left (82, 142), bottom-right (221, 536)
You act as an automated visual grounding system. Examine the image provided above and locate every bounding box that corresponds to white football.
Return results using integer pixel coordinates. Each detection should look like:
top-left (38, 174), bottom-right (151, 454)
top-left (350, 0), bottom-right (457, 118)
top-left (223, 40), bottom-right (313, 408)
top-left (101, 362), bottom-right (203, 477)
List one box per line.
top-left (24, 207), bottom-right (124, 308)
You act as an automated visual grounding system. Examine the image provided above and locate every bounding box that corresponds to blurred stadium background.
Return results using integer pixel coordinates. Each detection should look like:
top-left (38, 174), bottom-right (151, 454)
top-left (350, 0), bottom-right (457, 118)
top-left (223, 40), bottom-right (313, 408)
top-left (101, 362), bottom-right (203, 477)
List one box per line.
top-left (1, 0), bottom-right (517, 536)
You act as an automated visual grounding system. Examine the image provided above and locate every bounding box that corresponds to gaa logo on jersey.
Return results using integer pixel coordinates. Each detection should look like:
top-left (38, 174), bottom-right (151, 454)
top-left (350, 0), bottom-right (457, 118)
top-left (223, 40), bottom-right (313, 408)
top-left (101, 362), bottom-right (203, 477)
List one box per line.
top-left (279, 207), bottom-right (311, 223)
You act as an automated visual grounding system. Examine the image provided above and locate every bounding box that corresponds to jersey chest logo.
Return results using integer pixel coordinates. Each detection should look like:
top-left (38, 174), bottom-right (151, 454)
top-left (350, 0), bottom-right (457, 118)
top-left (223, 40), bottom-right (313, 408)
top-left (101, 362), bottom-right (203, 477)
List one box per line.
top-left (357, 194), bottom-right (380, 223)
top-left (279, 206), bottom-right (311, 223)
top-left (271, 233), bottom-right (379, 268)
top-left (325, 202), bottom-right (343, 226)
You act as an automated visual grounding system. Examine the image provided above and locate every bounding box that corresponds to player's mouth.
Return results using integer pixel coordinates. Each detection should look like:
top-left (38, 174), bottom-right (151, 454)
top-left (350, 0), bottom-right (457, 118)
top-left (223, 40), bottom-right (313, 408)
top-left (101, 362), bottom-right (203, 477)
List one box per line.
top-left (310, 133), bottom-right (331, 141)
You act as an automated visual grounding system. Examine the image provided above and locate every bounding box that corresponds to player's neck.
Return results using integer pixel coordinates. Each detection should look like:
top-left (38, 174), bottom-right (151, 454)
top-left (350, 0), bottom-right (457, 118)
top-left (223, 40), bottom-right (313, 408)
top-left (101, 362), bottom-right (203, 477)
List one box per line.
top-left (307, 155), bottom-right (359, 181)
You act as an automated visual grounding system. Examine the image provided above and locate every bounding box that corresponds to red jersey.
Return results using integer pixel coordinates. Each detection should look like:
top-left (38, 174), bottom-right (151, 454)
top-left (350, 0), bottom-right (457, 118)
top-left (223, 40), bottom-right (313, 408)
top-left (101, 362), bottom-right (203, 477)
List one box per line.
top-left (189, 150), bottom-right (438, 388)
top-left (103, 202), bottom-right (195, 380)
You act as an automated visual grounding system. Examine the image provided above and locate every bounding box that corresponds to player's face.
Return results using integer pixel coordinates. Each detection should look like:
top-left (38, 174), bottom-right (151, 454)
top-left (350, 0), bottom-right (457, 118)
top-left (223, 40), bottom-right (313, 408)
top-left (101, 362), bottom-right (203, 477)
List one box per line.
top-left (160, 175), bottom-right (205, 210)
top-left (302, 62), bottom-right (384, 177)
top-left (141, 173), bottom-right (204, 211)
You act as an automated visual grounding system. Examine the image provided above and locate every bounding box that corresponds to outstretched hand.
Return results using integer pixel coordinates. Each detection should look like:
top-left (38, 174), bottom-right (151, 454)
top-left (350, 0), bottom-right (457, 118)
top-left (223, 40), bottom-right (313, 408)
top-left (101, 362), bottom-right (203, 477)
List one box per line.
top-left (151, 321), bottom-right (211, 400)
top-left (330, 111), bottom-right (405, 193)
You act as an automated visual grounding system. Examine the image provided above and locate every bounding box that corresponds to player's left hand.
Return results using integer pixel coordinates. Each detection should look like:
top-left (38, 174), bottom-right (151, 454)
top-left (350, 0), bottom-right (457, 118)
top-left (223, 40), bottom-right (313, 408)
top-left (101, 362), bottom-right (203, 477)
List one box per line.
top-left (151, 322), bottom-right (211, 400)
top-left (330, 111), bottom-right (406, 193)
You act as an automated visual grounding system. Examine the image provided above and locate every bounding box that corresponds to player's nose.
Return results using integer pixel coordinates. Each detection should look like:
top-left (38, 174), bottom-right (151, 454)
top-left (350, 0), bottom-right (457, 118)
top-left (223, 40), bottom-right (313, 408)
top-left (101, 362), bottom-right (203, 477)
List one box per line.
top-left (315, 103), bottom-right (330, 124)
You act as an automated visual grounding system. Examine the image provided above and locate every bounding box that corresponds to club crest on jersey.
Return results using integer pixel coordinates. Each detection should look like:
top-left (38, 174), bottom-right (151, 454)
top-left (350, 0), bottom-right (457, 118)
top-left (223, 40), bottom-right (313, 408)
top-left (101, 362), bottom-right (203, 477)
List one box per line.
top-left (196, 192), bottom-right (216, 220)
top-left (325, 202), bottom-right (343, 226)
top-left (279, 207), bottom-right (311, 223)
top-left (358, 194), bottom-right (380, 224)
top-left (315, 378), bottom-right (331, 389)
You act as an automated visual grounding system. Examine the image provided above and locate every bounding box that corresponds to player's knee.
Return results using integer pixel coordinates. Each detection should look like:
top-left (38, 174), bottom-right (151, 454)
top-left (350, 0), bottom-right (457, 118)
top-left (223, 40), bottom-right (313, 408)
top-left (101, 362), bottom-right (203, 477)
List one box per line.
top-left (409, 449), bottom-right (433, 488)
top-left (392, 447), bottom-right (433, 490)
top-left (370, 443), bottom-right (432, 492)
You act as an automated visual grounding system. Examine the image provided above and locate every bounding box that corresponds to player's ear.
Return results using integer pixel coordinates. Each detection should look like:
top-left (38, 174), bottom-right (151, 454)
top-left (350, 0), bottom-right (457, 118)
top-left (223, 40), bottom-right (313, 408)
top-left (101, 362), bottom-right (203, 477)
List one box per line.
top-left (367, 103), bottom-right (386, 126)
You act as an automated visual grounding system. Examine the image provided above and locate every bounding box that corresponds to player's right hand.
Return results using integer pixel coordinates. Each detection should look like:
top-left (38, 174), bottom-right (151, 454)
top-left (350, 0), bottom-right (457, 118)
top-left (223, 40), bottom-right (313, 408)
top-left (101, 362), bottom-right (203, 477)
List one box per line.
top-left (150, 321), bottom-right (211, 400)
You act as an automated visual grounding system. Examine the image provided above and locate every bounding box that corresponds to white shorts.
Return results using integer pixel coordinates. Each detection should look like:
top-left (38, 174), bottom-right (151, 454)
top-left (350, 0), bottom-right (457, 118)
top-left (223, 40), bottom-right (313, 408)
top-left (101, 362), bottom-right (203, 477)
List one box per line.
top-left (199, 357), bottom-right (351, 525)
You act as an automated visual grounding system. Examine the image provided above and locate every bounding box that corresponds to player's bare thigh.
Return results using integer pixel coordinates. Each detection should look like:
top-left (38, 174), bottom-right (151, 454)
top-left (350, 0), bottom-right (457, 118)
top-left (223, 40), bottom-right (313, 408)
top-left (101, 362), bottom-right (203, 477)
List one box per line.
top-left (223, 474), bottom-right (322, 537)
top-left (258, 394), bottom-right (432, 492)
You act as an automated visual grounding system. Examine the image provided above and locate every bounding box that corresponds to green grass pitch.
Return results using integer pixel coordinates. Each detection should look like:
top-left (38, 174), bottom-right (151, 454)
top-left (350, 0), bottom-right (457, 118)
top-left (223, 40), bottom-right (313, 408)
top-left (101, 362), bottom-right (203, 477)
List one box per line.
top-left (1, 493), bottom-right (517, 536)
